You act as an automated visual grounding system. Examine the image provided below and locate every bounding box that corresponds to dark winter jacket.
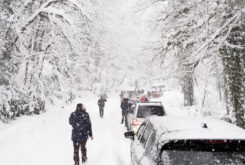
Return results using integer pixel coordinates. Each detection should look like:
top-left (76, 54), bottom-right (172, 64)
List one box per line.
top-left (69, 109), bottom-right (93, 143)
top-left (98, 98), bottom-right (107, 108)
top-left (120, 98), bottom-right (131, 115)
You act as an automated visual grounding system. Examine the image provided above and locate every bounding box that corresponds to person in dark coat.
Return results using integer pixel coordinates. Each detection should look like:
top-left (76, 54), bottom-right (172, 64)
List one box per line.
top-left (120, 98), bottom-right (131, 128)
top-left (69, 103), bottom-right (93, 165)
top-left (97, 96), bottom-right (107, 118)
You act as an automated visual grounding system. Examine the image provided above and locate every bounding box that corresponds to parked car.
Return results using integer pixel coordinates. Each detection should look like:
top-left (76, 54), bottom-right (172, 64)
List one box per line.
top-left (147, 90), bottom-right (163, 99)
top-left (124, 116), bottom-right (245, 165)
top-left (126, 102), bottom-right (166, 132)
top-left (128, 99), bottom-right (140, 105)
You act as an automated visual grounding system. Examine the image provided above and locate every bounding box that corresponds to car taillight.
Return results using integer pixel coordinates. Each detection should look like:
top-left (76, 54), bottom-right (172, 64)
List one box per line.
top-left (132, 118), bottom-right (139, 126)
top-left (206, 140), bottom-right (227, 144)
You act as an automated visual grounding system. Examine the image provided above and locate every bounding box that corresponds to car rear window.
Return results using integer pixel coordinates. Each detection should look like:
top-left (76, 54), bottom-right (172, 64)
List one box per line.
top-left (136, 105), bottom-right (165, 118)
top-left (159, 140), bottom-right (245, 165)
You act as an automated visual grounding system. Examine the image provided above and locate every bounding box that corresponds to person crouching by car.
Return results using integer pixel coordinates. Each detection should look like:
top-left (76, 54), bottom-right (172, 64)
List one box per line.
top-left (69, 103), bottom-right (94, 165)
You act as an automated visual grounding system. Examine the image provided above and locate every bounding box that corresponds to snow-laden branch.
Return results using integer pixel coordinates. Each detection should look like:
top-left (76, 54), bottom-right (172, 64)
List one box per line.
top-left (42, 6), bottom-right (72, 25)
top-left (134, 0), bottom-right (166, 13)
top-left (20, 0), bottom-right (74, 32)
top-left (20, 0), bottom-right (56, 31)
top-left (185, 11), bottom-right (241, 65)
top-left (68, 0), bottom-right (91, 21)
top-left (224, 41), bottom-right (245, 49)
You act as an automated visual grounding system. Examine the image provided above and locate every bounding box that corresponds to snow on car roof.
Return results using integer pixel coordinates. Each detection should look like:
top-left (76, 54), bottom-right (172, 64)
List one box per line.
top-left (159, 129), bottom-right (245, 142)
top-left (137, 102), bottom-right (162, 106)
top-left (147, 116), bottom-right (245, 140)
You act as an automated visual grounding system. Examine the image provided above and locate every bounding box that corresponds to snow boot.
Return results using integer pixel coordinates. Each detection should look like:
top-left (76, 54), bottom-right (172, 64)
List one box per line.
top-left (82, 157), bottom-right (87, 163)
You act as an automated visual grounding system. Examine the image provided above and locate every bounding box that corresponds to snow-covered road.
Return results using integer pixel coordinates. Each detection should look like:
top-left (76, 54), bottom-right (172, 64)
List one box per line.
top-left (0, 96), bottom-right (131, 165)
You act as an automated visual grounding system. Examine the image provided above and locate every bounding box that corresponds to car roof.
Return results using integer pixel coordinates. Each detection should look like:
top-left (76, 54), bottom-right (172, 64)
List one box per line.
top-left (128, 99), bottom-right (140, 103)
top-left (147, 116), bottom-right (245, 141)
top-left (136, 102), bottom-right (162, 106)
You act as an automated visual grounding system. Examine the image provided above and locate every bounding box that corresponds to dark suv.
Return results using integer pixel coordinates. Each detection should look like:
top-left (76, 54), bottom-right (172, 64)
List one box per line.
top-left (124, 116), bottom-right (245, 165)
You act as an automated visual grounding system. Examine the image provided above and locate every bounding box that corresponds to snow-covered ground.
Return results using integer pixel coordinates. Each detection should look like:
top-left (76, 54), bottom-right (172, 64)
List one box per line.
top-left (0, 90), bottom-right (233, 165)
top-left (0, 95), bottom-right (131, 165)
top-left (152, 89), bottom-right (227, 119)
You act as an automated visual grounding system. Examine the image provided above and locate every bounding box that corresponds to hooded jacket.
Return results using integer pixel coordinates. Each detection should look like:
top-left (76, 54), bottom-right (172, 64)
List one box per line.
top-left (98, 98), bottom-right (107, 107)
top-left (69, 109), bottom-right (93, 143)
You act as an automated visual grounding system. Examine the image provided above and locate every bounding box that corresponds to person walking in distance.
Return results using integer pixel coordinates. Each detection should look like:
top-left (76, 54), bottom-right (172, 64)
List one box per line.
top-left (120, 98), bottom-right (130, 128)
top-left (69, 103), bottom-right (93, 165)
top-left (98, 96), bottom-right (107, 118)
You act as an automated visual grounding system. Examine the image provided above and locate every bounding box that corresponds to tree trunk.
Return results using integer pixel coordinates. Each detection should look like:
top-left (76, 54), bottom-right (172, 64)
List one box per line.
top-left (182, 71), bottom-right (194, 106)
top-left (220, 10), bottom-right (245, 128)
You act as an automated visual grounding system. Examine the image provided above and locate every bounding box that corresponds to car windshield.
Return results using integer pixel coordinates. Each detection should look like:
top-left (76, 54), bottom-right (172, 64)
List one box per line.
top-left (160, 140), bottom-right (245, 165)
top-left (136, 105), bottom-right (165, 118)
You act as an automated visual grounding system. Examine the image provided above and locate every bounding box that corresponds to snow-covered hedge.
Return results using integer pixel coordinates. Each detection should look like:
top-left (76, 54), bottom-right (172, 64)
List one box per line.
top-left (0, 87), bottom-right (45, 123)
top-left (0, 98), bottom-right (45, 123)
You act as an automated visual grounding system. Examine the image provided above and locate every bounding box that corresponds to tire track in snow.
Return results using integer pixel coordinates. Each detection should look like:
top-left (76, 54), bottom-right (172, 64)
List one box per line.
top-left (80, 96), bottom-right (131, 165)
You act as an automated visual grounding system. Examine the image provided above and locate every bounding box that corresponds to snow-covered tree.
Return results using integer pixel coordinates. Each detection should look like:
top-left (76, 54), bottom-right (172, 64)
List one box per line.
top-left (0, 0), bottom-right (102, 122)
top-left (220, 1), bottom-right (245, 128)
top-left (153, 0), bottom-right (245, 127)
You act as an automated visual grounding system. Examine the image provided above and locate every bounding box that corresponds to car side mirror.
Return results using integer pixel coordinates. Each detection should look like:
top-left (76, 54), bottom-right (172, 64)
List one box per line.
top-left (124, 131), bottom-right (135, 140)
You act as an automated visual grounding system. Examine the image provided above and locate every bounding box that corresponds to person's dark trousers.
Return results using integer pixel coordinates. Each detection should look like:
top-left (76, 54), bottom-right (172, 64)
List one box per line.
top-left (121, 113), bottom-right (124, 124)
top-left (121, 110), bottom-right (125, 124)
top-left (99, 106), bottom-right (104, 117)
top-left (73, 141), bottom-right (87, 164)
top-left (121, 113), bottom-right (128, 129)
top-left (124, 114), bottom-right (128, 129)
